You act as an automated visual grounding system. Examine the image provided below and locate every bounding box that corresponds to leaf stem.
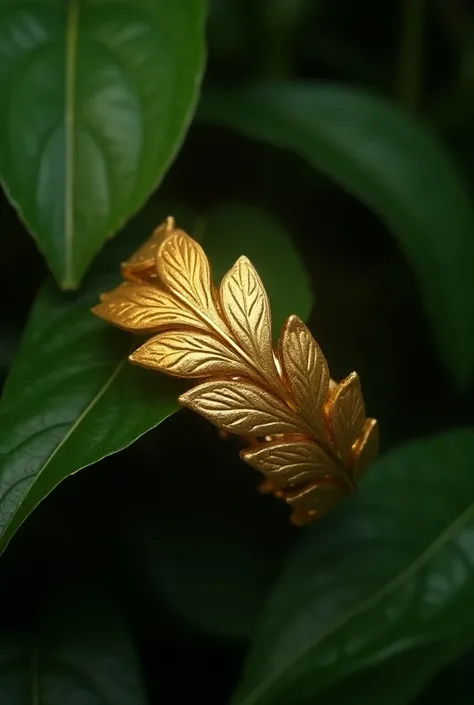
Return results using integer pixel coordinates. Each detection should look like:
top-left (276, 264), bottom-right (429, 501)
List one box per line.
top-left (396, 0), bottom-right (426, 111)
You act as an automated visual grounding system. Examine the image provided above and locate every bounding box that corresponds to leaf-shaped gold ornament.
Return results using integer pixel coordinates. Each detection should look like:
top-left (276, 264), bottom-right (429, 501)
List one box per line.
top-left (286, 481), bottom-right (346, 526)
top-left (121, 216), bottom-right (174, 283)
top-left (92, 217), bottom-right (379, 524)
top-left (157, 229), bottom-right (221, 324)
top-left (131, 332), bottom-right (255, 379)
top-left (325, 372), bottom-right (366, 465)
top-left (353, 418), bottom-right (379, 481)
top-left (220, 257), bottom-right (282, 393)
top-left (92, 284), bottom-right (207, 333)
top-left (180, 380), bottom-right (303, 437)
top-left (241, 439), bottom-right (343, 489)
top-left (279, 315), bottom-right (330, 442)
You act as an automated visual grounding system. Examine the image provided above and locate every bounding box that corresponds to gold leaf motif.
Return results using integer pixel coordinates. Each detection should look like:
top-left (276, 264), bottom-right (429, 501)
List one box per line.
top-left (325, 372), bottom-right (365, 464)
top-left (92, 217), bottom-right (379, 525)
top-left (242, 439), bottom-right (341, 488)
top-left (220, 256), bottom-right (281, 391)
top-left (98, 282), bottom-right (135, 301)
top-left (353, 418), bottom-right (379, 480)
top-left (278, 315), bottom-right (329, 442)
top-left (286, 481), bottom-right (346, 525)
top-left (130, 331), bottom-right (254, 379)
top-left (156, 230), bottom-right (220, 322)
top-left (121, 217), bottom-right (174, 283)
top-left (179, 380), bottom-right (302, 437)
top-left (92, 284), bottom-right (206, 333)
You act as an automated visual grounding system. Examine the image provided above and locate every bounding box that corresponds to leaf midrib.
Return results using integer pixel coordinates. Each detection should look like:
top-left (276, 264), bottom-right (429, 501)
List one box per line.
top-left (236, 500), bottom-right (474, 705)
top-left (64, 0), bottom-right (79, 288)
top-left (0, 355), bottom-right (127, 551)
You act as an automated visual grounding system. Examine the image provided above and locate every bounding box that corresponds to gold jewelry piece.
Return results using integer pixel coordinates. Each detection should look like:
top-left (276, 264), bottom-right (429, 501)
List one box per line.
top-left (92, 217), bottom-right (378, 525)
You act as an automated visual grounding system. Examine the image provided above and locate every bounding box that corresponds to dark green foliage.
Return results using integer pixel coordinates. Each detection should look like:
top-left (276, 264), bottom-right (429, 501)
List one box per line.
top-left (1, 0), bottom-right (474, 703)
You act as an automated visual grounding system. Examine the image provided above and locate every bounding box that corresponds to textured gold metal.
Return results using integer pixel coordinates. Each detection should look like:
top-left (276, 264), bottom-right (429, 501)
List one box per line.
top-left (92, 218), bottom-right (379, 525)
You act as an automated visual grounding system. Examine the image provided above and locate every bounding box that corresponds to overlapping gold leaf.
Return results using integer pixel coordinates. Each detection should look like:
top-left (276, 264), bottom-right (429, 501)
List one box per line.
top-left (241, 439), bottom-right (341, 488)
top-left (121, 217), bottom-right (174, 283)
top-left (92, 284), bottom-right (206, 333)
top-left (325, 371), bottom-right (366, 465)
top-left (180, 380), bottom-right (302, 437)
top-left (220, 256), bottom-right (282, 392)
top-left (353, 418), bottom-right (379, 481)
top-left (278, 315), bottom-right (329, 442)
top-left (131, 331), bottom-right (255, 379)
top-left (92, 218), bottom-right (379, 524)
top-left (286, 481), bottom-right (346, 525)
top-left (156, 230), bottom-right (221, 324)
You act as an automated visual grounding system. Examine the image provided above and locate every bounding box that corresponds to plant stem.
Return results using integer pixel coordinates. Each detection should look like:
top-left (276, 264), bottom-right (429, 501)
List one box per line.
top-left (396, 0), bottom-right (426, 112)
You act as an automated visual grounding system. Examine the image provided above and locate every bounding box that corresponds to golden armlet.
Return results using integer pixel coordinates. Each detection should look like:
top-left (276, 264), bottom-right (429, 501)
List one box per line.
top-left (92, 217), bottom-right (378, 525)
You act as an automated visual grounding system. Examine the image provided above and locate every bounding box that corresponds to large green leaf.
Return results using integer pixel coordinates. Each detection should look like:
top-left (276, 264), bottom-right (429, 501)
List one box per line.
top-left (199, 84), bottom-right (474, 390)
top-left (0, 200), bottom-right (311, 554)
top-left (0, 0), bottom-right (207, 288)
top-left (0, 222), bottom-right (180, 555)
top-left (0, 591), bottom-right (148, 704)
top-left (231, 430), bottom-right (474, 705)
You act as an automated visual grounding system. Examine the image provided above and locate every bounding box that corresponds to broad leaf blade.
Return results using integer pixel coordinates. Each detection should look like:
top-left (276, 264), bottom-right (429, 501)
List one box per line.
top-left (120, 414), bottom-right (294, 644)
top-left (0, 229), bottom-right (180, 555)
top-left (232, 430), bottom-right (474, 705)
top-left (0, 0), bottom-right (207, 288)
top-left (0, 200), bottom-right (312, 552)
top-left (200, 85), bottom-right (474, 390)
top-left (0, 591), bottom-right (148, 704)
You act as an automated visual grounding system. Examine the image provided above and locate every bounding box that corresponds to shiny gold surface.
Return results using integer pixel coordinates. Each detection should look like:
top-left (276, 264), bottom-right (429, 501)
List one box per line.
top-left (92, 218), bottom-right (378, 524)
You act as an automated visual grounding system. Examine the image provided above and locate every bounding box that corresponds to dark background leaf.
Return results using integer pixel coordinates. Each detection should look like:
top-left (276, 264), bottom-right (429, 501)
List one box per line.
top-left (116, 413), bottom-right (295, 645)
top-left (232, 430), bottom-right (474, 705)
top-left (202, 203), bottom-right (312, 334)
top-left (199, 84), bottom-right (474, 390)
top-left (0, 590), bottom-right (148, 704)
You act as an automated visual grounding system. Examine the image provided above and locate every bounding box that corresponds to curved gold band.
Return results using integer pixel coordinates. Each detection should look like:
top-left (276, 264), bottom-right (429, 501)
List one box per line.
top-left (92, 218), bottom-right (378, 525)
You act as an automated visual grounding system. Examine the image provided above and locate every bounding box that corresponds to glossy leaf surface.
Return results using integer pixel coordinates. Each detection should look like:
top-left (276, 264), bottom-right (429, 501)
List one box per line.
top-left (0, 200), bottom-right (312, 551)
top-left (0, 591), bottom-right (148, 704)
top-left (232, 430), bottom-right (474, 705)
top-left (0, 0), bottom-right (207, 288)
top-left (0, 228), bottom-right (180, 554)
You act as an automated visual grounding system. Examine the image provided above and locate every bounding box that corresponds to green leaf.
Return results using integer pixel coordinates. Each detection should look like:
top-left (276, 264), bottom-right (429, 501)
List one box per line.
top-left (121, 427), bottom-right (294, 643)
top-left (202, 203), bottom-right (312, 334)
top-left (0, 222), bottom-right (180, 555)
top-left (199, 84), bottom-right (474, 390)
top-left (0, 591), bottom-right (148, 704)
top-left (0, 0), bottom-right (207, 289)
top-left (0, 198), bottom-right (310, 553)
top-left (231, 430), bottom-right (474, 705)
